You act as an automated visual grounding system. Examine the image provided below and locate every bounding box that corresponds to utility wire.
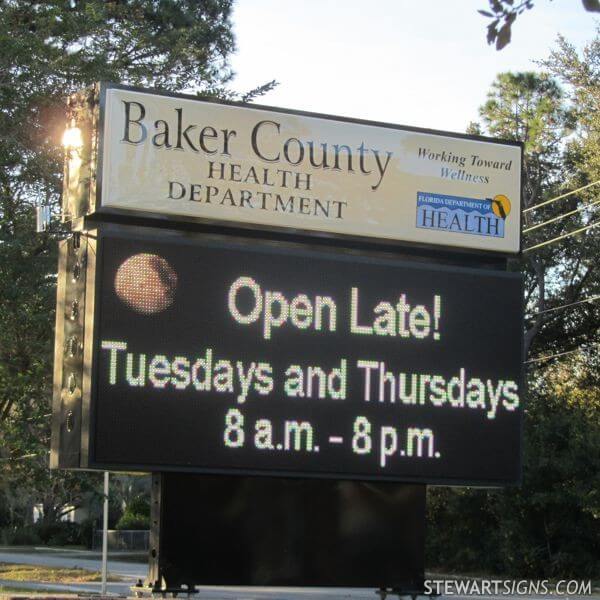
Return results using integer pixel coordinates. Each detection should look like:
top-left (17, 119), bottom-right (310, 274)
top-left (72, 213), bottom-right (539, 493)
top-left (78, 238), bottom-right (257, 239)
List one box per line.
top-left (524, 197), bottom-right (600, 234)
top-left (0, 453), bottom-right (41, 462)
top-left (523, 219), bottom-right (600, 252)
top-left (523, 179), bottom-right (600, 214)
top-left (25, 413), bottom-right (52, 422)
top-left (526, 294), bottom-right (600, 318)
top-left (525, 342), bottom-right (600, 365)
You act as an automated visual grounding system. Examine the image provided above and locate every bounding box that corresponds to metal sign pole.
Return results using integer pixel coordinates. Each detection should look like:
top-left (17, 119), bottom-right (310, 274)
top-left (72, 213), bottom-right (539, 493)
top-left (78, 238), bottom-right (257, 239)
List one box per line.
top-left (101, 471), bottom-right (109, 595)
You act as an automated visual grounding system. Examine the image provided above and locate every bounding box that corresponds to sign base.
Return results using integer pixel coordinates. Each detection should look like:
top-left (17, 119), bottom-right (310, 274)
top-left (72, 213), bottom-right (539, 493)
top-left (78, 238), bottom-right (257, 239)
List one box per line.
top-left (148, 473), bottom-right (425, 591)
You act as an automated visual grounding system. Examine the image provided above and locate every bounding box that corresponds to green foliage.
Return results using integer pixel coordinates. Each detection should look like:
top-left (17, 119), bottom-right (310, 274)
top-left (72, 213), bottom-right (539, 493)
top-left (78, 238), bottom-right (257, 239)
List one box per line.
top-left (35, 520), bottom-right (83, 546)
top-left (115, 512), bottom-right (150, 531)
top-left (479, 72), bottom-right (567, 155)
top-left (427, 487), bottom-right (499, 572)
top-left (544, 30), bottom-right (600, 183)
top-left (428, 358), bottom-right (600, 577)
top-left (524, 36), bottom-right (600, 361)
top-left (115, 494), bottom-right (151, 530)
top-left (0, 520), bottom-right (86, 546)
top-left (0, 0), bottom-right (242, 530)
top-left (473, 70), bottom-right (596, 360)
top-left (430, 44), bottom-right (600, 577)
top-left (0, 526), bottom-right (41, 546)
top-left (496, 377), bottom-right (600, 576)
top-left (77, 517), bottom-right (96, 549)
top-left (125, 494), bottom-right (151, 519)
top-left (479, 1), bottom-right (600, 51)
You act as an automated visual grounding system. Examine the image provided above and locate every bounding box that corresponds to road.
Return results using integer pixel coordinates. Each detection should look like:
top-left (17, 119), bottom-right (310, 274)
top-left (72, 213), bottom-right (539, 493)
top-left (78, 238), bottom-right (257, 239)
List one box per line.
top-left (0, 547), bottom-right (144, 596)
top-left (0, 548), bottom-right (598, 599)
top-left (0, 548), bottom-right (377, 598)
top-left (0, 547), bottom-right (146, 578)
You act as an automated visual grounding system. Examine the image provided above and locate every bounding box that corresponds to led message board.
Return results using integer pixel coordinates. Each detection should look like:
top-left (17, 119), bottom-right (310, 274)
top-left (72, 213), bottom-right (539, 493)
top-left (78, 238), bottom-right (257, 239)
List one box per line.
top-left (74, 227), bottom-right (523, 485)
top-left (64, 83), bottom-right (522, 254)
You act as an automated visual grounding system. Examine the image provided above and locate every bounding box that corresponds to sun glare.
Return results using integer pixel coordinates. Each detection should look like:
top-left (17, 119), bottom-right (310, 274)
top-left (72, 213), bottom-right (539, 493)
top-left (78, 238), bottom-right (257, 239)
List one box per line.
top-left (62, 126), bottom-right (83, 150)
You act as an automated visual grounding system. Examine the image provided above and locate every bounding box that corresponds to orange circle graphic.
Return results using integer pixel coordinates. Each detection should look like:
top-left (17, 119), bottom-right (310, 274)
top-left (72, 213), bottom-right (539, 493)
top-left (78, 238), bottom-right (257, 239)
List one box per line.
top-left (115, 253), bottom-right (177, 315)
top-left (491, 194), bottom-right (511, 219)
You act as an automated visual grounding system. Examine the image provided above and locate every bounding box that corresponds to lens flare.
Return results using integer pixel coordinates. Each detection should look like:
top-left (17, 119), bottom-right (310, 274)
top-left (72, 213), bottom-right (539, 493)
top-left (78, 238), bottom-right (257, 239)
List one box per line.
top-left (62, 126), bottom-right (83, 150)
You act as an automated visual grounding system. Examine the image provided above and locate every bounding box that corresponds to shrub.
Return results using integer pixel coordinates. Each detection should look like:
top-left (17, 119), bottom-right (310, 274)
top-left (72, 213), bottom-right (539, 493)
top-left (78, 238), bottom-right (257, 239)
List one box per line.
top-left (115, 494), bottom-right (150, 530)
top-left (0, 526), bottom-right (41, 546)
top-left (115, 512), bottom-right (150, 531)
top-left (35, 521), bottom-right (82, 546)
top-left (125, 495), bottom-right (150, 519)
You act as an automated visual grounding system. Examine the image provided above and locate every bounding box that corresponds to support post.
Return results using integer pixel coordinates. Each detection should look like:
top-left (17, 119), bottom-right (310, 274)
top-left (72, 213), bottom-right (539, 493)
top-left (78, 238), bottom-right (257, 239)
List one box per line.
top-left (101, 470), bottom-right (109, 595)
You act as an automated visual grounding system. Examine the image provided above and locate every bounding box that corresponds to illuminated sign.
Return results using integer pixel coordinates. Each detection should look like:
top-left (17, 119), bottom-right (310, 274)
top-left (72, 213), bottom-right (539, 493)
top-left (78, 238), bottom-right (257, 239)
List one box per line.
top-left (65, 84), bottom-right (522, 253)
top-left (80, 227), bottom-right (523, 485)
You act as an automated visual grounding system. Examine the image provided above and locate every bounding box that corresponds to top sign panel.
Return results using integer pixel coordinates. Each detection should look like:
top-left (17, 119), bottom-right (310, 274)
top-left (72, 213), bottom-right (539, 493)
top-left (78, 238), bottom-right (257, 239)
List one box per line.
top-left (97, 85), bottom-right (522, 253)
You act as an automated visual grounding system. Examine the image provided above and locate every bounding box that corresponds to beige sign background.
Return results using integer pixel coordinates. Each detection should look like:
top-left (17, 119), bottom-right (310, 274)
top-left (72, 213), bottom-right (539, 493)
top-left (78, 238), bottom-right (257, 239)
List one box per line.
top-left (100, 87), bottom-right (522, 253)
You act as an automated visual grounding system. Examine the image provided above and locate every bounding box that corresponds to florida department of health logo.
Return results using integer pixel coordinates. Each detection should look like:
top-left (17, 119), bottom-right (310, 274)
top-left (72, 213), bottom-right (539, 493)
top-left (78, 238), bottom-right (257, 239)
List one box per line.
top-left (416, 191), bottom-right (511, 238)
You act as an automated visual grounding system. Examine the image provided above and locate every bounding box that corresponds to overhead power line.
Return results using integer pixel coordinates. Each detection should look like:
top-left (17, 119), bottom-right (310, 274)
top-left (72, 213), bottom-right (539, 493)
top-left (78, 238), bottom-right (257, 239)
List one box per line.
top-left (523, 179), bottom-right (600, 214)
top-left (25, 412), bottom-right (52, 422)
top-left (527, 294), bottom-right (600, 318)
top-left (523, 219), bottom-right (600, 252)
top-left (524, 197), bottom-right (600, 234)
top-left (0, 453), bottom-right (41, 462)
top-left (525, 342), bottom-right (600, 365)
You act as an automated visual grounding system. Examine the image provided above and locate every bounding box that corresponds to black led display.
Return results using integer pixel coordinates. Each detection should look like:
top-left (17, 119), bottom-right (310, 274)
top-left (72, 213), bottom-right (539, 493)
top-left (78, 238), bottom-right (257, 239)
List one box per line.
top-left (91, 229), bottom-right (523, 485)
top-left (156, 474), bottom-right (425, 589)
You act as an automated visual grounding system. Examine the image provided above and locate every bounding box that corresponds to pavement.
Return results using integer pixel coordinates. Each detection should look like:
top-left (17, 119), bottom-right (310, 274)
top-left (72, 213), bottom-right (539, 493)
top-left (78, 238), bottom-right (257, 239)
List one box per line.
top-left (0, 578), bottom-right (133, 595)
top-left (0, 547), bottom-right (599, 599)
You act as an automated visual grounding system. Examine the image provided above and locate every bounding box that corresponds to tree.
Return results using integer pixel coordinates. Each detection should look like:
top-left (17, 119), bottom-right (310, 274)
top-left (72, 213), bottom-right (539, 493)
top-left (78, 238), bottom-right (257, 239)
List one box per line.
top-left (428, 354), bottom-right (600, 577)
top-left (468, 70), bottom-right (600, 362)
top-left (0, 0), bottom-right (273, 529)
top-left (468, 71), bottom-right (586, 358)
top-left (492, 357), bottom-right (600, 577)
top-left (544, 31), bottom-right (600, 183)
top-left (428, 67), bottom-right (600, 577)
top-left (526, 35), bottom-right (600, 362)
top-left (480, 1), bottom-right (600, 51)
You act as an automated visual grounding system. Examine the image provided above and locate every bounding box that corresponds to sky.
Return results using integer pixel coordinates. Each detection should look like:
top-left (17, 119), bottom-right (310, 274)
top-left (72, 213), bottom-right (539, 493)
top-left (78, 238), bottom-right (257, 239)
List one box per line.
top-left (229, 0), bottom-right (598, 133)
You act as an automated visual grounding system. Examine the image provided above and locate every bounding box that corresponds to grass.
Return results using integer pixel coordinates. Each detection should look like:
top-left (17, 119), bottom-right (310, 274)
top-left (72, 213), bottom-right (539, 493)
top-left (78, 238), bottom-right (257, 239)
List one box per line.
top-left (0, 583), bottom-right (61, 594)
top-left (0, 562), bottom-right (124, 583)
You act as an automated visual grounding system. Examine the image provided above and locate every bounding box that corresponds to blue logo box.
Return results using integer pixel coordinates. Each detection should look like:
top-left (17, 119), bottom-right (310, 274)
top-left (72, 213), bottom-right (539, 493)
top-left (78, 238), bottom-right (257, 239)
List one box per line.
top-left (416, 192), bottom-right (505, 238)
